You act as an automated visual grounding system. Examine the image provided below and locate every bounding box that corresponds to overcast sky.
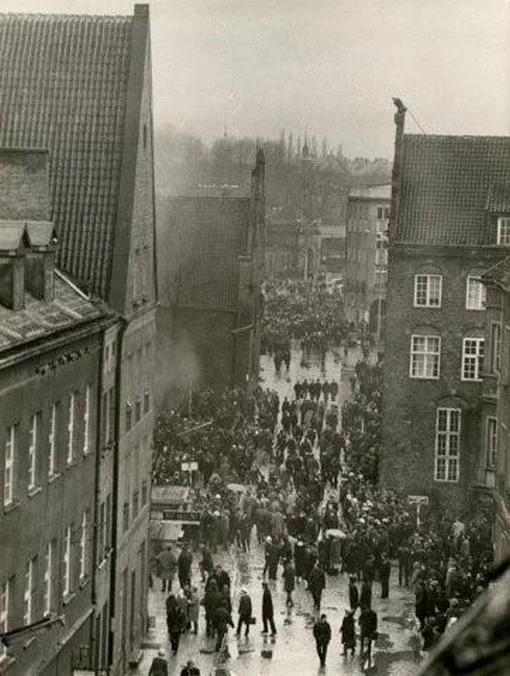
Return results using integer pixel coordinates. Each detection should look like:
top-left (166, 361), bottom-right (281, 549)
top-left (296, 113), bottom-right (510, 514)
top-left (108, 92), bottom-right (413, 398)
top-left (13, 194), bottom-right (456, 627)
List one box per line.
top-left (1, 0), bottom-right (509, 157)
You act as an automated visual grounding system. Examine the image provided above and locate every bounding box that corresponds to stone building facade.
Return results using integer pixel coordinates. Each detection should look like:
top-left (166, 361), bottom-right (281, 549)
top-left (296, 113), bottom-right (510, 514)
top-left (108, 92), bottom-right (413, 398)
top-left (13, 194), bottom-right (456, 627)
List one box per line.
top-left (381, 102), bottom-right (510, 511)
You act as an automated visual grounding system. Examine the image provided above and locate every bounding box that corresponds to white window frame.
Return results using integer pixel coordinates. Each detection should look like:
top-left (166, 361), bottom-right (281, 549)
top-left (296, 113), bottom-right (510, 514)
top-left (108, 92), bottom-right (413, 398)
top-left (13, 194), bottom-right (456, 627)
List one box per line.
top-left (4, 425), bottom-right (15, 507)
top-left (486, 417), bottom-right (498, 469)
top-left (28, 414), bottom-right (38, 491)
top-left (414, 274), bottom-right (443, 308)
top-left (48, 404), bottom-right (57, 477)
top-left (63, 526), bottom-right (71, 598)
top-left (0, 580), bottom-right (9, 634)
top-left (43, 541), bottom-right (53, 616)
top-left (491, 322), bottom-right (502, 374)
top-left (23, 558), bottom-right (34, 625)
top-left (497, 216), bottom-right (510, 245)
top-left (410, 334), bottom-right (441, 379)
top-left (435, 407), bottom-right (461, 483)
top-left (79, 512), bottom-right (87, 581)
top-left (67, 393), bottom-right (75, 465)
top-left (83, 385), bottom-right (90, 455)
top-left (461, 337), bottom-right (485, 382)
top-left (465, 276), bottom-right (486, 311)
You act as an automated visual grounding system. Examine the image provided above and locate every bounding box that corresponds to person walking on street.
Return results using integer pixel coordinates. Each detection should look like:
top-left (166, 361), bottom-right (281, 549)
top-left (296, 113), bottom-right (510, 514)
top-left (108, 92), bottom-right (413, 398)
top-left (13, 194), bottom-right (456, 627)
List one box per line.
top-left (187, 586), bottom-right (200, 634)
top-left (149, 648), bottom-right (168, 676)
top-left (180, 660), bottom-right (200, 676)
top-left (283, 560), bottom-right (295, 607)
top-left (397, 541), bottom-right (411, 587)
top-left (379, 553), bottom-right (391, 599)
top-left (309, 561), bottom-right (326, 612)
top-left (348, 575), bottom-right (359, 611)
top-left (360, 579), bottom-right (372, 610)
top-left (313, 613), bottom-right (331, 668)
top-left (214, 606), bottom-right (234, 652)
top-left (236, 588), bottom-right (253, 639)
top-left (157, 545), bottom-right (177, 592)
top-left (340, 609), bottom-right (356, 657)
top-left (178, 543), bottom-right (193, 589)
top-left (261, 582), bottom-right (277, 636)
top-left (359, 605), bottom-right (378, 661)
top-left (166, 594), bottom-right (186, 655)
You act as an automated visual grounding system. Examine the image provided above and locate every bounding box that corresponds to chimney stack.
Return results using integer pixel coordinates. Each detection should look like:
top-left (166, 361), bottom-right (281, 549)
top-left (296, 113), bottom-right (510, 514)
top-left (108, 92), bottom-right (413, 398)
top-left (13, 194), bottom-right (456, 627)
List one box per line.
top-left (390, 98), bottom-right (407, 238)
top-left (0, 223), bottom-right (26, 310)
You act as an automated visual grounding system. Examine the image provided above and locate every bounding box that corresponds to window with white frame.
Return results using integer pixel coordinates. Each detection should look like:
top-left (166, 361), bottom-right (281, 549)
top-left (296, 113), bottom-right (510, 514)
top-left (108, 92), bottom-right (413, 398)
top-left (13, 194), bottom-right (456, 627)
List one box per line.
top-left (435, 408), bottom-right (461, 482)
top-left (4, 425), bottom-right (15, 507)
top-left (497, 216), bottom-right (510, 245)
top-left (410, 335), bottom-right (441, 379)
top-left (28, 413), bottom-right (39, 491)
top-left (48, 404), bottom-right (57, 477)
top-left (0, 580), bottom-right (9, 634)
top-left (486, 417), bottom-right (498, 468)
top-left (79, 512), bottom-right (87, 581)
top-left (67, 393), bottom-right (75, 465)
top-left (466, 276), bottom-right (486, 310)
top-left (491, 323), bottom-right (502, 373)
top-left (23, 557), bottom-right (36, 625)
top-left (83, 385), bottom-right (90, 455)
top-left (374, 269), bottom-right (387, 289)
top-left (462, 338), bottom-right (485, 381)
top-left (63, 526), bottom-right (71, 598)
top-left (414, 274), bottom-right (442, 307)
top-left (43, 541), bottom-right (53, 616)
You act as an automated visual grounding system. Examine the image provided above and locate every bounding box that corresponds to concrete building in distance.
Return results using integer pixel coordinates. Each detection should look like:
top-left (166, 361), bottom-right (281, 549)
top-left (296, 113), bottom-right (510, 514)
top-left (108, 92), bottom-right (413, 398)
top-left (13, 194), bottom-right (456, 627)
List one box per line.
top-left (158, 151), bottom-right (265, 407)
top-left (0, 6), bottom-right (158, 673)
top-left (344, 184), bottom-right (391, 332)
top-left (381, 101), bottom-right (510, 511)
top-left (0, 148), bottom-right (114, 675)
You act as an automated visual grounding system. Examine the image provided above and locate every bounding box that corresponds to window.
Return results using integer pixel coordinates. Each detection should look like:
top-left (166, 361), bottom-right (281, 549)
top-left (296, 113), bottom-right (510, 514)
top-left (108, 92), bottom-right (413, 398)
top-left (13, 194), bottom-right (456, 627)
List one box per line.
top-left (486, 417), bottom-right (498, 469)
top-left (497, 216), bottom-right (510, 245)
top-left (414, 274), bottom-right (442, 307)
top-left (79, 512), bottom-right (87, 581)
top-left (141, 479), bottom-right (148, 506)
top-left (135, 398), bottom-right (142, 423)
top-left (43, 541), bottom-right (53, 616)
top-left (67, 393), bottom-right (75, 465)
top-left (123, 502), bottom-right (130, 533)
top-left (491, 323), bottom-right (502, 373)
top-left (377, 205), bottom-right (390, 220)
top-left (63, 526), bottom-right (71, 598)
top-left (375, 247), bottom-right (387, 266)
top-left (23, 557), bottom-right (36, 625)
top-left (97, 503), bottom-right (105, 564)
top-left (0, 580), bottom-right (9, 634)
top-left (28, 413), bottom-right (40, 490)
top-left (410, 335), bottom-right (441, 379)
top-left (466, 276), bottom-right (486, 310)
top-left (143, 390), bottom-right (150, 415)
top-left (105, 494), bottom-right (112, 554)
top-left (435, 408), bottom-right (461, 482)
top-left (126, 402), bottom-right (132, 432)
top-left (462, 338), bottom-right (484, 381)
top-left (132, 490), bottom-right (139, 519)
top-left (4, 425), bottom-right (15, 507)
top-left (83, 386), bottom-right (90, 455)
top-left (374, 269), bottom-right (387, 289)
top-left (48, 403), bottom-right (58, 476)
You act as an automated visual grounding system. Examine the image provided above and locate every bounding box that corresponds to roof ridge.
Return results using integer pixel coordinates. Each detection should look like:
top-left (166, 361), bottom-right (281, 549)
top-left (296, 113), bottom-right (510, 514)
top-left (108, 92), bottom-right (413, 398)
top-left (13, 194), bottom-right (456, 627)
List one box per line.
top-left (0, 13), bottom-right (132, 21)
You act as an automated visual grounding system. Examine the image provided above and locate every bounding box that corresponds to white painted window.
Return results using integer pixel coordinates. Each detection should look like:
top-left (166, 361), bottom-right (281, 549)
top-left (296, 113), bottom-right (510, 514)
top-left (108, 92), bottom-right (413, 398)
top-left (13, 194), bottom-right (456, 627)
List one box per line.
top-left (79, 512), bottom-right (87, 581)
top-left (486, 417), bottom-right (498, 469)
top-left (23, 558), bottom-right (35, 625)
top-left (4, 426), bottom-right (15, 506)
top-left (83, 385), bottom-right (90, 455)
top-left (48, 404), bottom-right (57, 477)
top-left (28, 414), bottom-right (38, 490)
top-left (414, 274), bottom-right (442, 307)
top-left (0, 580), bottom-right (9, 634)
top-left (435, 408), bottom-right (461, 482)
top-left (63, 526), bottom-right (71, 598)
top-left (466, 276), bottom-right (486, 310)
top-left (410, 335), bottom-right (441, 379)
top-left (43, 541), bottom-right (53, 616)
top-left (67, 393), bottom-right (75, 465)
top-left (462, 338), bottom-right (484, 381)
top-left (497, 216), bottom-right (510, 245)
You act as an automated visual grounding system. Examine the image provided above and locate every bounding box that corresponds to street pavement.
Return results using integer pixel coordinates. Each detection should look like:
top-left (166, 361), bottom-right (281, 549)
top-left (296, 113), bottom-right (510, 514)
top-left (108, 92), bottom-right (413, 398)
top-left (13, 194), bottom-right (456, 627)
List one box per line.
top-left (137, 346), bottom-right (422, 675)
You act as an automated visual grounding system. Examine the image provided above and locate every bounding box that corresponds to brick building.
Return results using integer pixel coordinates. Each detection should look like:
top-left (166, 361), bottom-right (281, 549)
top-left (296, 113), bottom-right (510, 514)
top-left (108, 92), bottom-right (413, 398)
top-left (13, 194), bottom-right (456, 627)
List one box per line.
top-left (381, 102), bottom-right (510, 511)
top-left (158, 151), bottom-right (265, 407)
top-left (0, 6), bottom-right (157, 674)
top-left (345, 184), bottom-right (391, 333)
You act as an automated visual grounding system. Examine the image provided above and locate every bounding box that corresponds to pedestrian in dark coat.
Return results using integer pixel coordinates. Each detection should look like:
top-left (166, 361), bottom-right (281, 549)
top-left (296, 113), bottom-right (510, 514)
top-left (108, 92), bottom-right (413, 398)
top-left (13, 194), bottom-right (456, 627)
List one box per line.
top-left (202, 579), bottom-right (221, 637)
top-left (359, 606), bottom-right (378, 659)
top-left (166, 594), bottom-right (185, 655)
top-left (261, 582), bottom-right (276, 635)
top-left (236, 589), bottom-right (253, 638)
top-left (149, 649), bottom-right (168, 676)
top-left (308, 561), bottom-right (326, 611)
top-left (214, 606), bottom-right (234, 652)
top-left (313, 614), bottom-right (332, 667)
top-left (360, 580), bottom-right (372, 609)
top-left (178, 544), bottom-right (193, 589)
top-left (294, 540), bottom-right (306, 581)
top-left (283, 561), bottom-right (295, 607)
top-left (340, 610), bottom-right (356, 656)
top-left (330, 381), bottom-right (339, 401)
top-left (348, 576), bottom-right (359, 611)
top-left (199, 543), bottom-right (214, 582)
top-left (379, 554), bottom-right (391, 599)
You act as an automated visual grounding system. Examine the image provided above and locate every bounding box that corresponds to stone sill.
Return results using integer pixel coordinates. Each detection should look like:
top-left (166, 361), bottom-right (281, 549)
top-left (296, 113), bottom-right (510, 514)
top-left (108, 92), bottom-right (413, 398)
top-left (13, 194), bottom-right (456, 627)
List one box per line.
top-left (0, 655), bottom-right (16, 672)
top-left (3, 499), bottom-right (21, 514)
top-left (48, 472), bottom-right (61, 485)
top-left (79, 575), bottom-right (90, 590)
top-left (62, 591), bottom-right (75, 606)
top-left (28, 486), bottom-right (42, 498)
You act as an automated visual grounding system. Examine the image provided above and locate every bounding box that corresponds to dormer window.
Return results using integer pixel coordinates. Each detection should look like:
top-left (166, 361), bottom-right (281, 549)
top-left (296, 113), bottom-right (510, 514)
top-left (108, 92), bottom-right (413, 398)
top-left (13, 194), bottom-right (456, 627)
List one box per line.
top-left (497, 216), bottom-right (510, 245)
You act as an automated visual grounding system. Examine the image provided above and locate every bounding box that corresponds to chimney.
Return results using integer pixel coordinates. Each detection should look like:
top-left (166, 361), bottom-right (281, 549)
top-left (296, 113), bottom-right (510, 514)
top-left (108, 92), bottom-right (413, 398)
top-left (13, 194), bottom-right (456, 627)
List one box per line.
top-left (0, 223), bottom-right (26, 310)
top-left (25, 221), bottom-right (56, 302)
top-left (389, 98), bottom-right (407, 238)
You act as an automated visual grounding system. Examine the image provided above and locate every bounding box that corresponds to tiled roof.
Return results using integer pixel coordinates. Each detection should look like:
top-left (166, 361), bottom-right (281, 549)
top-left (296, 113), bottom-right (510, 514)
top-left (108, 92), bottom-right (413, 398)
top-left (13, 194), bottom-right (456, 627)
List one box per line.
top-left (166, 197), bottom-right (250, 312)
top-left (0, 13), bottom-right (133, 296)
top-left (394, 135), bottom-right (510, 245)
top-left (486, 184), bottom-right (510, 213)
top-left (0, 270), bottom-right (107, 354)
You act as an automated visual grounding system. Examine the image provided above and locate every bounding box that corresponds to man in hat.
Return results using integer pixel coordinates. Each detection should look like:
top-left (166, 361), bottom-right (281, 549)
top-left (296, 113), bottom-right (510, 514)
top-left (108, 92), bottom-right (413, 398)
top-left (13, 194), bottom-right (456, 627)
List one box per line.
top-left (236, 588), bottom-right (253, 639)
top-left (179, 659), bottom-right (200, 676)
top-left (340, 609), bottom-right (356, 657)
top-left (261, 582), bottom-right (276, 636)
top-left (149, 648), bottom-right (168, 676)
top-left (313, 613), bottom-right (332, 667)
